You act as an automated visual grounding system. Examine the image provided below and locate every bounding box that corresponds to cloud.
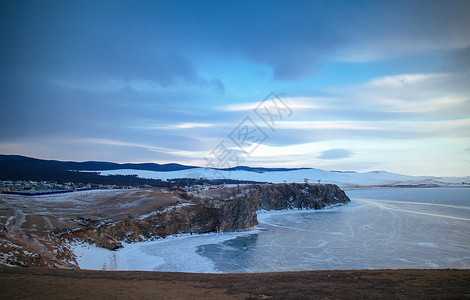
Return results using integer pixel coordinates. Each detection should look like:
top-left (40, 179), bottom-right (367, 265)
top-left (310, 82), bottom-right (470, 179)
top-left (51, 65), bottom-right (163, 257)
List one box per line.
top-left (331, 1), bottom-right (470, 62)
top-left (222, 97), bottom-right (325, 112)
top-left (445, 46), bottom-right (470, 72)
top-left (148, 123), bottom-right (216, 130)
top-left (0, 2), bottom-right (225, 93)
top-left (3, 1), bottom-right (470, 87)
top-left (100, 54), bottom-right (206, 87)
top-left (145, 1), bottom-right (343, 80)
top-left (318, 149), bottom-right (353, 160)
top-left (51, 54), bottom-right (215, 92)
top-left (1, 1), bottom-right (469, 176)
top-left (273, 119), bottom-right (470, 137)
top-left (327, 72), bottom-right (470, 119)
top-left (210, 79), bottom-right (225, 93)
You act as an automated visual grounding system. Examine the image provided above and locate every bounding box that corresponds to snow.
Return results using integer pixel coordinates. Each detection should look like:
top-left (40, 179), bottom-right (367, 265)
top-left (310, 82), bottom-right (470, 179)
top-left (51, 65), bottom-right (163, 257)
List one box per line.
top-left (0, 252), bottom-right (23, 267)
top-left (90, 168), bottom-right (470, 187)
top-left (6, 188), bottom-right (125, 204)
top-left (71, 241), bottom-right (163, 271)
top-left (138, 202), bottom-right (195, 219)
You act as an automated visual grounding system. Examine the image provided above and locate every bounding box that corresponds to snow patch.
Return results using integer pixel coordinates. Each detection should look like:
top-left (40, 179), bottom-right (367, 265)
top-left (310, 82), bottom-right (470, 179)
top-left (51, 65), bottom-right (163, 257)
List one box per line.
top-left (138, 202), bottom-right (195, 219)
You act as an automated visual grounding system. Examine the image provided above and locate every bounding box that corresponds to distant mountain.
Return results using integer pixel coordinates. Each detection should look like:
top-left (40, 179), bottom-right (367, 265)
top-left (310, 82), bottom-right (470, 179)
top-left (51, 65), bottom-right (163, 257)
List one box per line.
top-left (0, 155), bottom-right (196, 172)
top-left (223, 166), bottom-right (309, 173)
top-left (1, 154), bottom-right (469, 187)
top-left (0, 154), bottom-right (307, 185)
top-left (97, 167), bottom-right (470, 187)
top-left (0, 155), bottom-right (308, 174)
top-left (0, 155), bottom-right (262, 186)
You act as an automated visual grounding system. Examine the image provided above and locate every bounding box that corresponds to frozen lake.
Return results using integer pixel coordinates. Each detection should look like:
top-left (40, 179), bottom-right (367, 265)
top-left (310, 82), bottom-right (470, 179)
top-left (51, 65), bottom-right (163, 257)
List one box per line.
top-left (74, 188), bottom-right (470, 272)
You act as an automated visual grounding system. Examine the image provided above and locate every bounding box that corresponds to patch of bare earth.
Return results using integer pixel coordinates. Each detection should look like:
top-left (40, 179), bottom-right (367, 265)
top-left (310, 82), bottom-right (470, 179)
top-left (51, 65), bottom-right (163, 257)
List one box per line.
top-left (0, 189), bottom-right (187, 267)
top-left (1, 267), bottom-right (469, 299)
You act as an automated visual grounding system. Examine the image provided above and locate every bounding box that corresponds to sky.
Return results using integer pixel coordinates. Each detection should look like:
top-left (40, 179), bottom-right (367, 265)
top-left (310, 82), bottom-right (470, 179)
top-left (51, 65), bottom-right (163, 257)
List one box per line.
top-left (1, 0), bottom-right (469, 177)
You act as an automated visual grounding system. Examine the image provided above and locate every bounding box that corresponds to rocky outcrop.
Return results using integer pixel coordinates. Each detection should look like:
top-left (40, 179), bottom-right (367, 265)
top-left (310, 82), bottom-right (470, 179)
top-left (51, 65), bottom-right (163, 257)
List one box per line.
top-left (68, 196), bottom-right (259, 249)
top-left (66, 184), bottom-right (349, 250)
top-left (95, 233), bottom-right (123, 250)
top-left (96, 198), bottom-right (258, 245)
top-left (246, 183), bottom-right (350, 211)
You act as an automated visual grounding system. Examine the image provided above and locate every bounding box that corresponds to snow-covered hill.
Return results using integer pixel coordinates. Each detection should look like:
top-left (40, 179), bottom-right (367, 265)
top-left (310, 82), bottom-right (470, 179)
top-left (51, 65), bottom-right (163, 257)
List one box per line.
top-left (94, 168), bottom-right (470, 187)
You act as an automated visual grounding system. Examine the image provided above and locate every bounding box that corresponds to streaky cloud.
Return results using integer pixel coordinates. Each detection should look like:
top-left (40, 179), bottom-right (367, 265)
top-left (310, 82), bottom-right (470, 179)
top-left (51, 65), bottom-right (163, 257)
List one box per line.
top-left (317, 148), bottom-right (353, 160)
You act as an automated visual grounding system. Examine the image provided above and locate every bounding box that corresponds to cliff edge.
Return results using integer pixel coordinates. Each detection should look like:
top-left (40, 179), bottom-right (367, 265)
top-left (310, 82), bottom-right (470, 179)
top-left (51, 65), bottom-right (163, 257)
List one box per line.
top-left (244, 183), bottom-right (350, 211)
top-left (67, 183), bottom-right (350, 249)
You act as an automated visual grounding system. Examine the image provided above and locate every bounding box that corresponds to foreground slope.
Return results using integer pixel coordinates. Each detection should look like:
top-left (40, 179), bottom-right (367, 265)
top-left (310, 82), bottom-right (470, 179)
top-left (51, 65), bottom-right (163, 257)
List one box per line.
top-left (1, 267), bottom-right (469, 299)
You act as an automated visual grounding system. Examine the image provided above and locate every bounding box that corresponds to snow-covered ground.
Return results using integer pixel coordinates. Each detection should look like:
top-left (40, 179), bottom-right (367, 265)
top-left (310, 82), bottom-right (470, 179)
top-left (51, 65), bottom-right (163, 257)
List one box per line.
top-left (90, 168), bottom-right (470, 187)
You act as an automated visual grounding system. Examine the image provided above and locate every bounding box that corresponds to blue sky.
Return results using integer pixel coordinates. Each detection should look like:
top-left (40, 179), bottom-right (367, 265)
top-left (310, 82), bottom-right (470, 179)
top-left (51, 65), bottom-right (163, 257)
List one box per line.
top-left (1, 0), bottom-right (469, 176)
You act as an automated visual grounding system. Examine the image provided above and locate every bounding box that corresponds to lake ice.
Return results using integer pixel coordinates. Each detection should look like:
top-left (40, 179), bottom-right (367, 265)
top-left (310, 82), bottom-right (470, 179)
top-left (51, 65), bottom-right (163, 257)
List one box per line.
top-left (73, 188), bottom-right (470, 272)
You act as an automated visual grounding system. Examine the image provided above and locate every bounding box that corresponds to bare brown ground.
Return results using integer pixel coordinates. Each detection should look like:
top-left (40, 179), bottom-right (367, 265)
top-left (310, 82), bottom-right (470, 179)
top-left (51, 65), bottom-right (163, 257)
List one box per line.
top-left (0, 189), bottom-right (186, 235)
top-left (1, 267), bottom-right (469, 299)
top-left (0, 189), bottom-right (187, 268)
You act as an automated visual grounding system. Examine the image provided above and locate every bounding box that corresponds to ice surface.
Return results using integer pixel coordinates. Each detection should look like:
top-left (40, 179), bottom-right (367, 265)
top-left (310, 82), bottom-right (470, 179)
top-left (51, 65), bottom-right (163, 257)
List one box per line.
top-left (72, 230), bottom-right (260, 272)
top-left (73, 188), bottom-right (470, 272)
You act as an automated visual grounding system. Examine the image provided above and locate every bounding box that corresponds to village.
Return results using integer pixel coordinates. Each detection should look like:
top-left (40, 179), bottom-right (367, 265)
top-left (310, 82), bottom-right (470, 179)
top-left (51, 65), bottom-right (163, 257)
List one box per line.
top-left (0, 179), bottom-right (228, 196)
top-left (0, 180), bottom-right (134, 195)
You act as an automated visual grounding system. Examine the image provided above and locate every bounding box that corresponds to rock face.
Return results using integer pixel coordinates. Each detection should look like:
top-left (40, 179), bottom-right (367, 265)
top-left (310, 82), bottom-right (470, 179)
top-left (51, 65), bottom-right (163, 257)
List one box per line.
top-left (247, 183), bottom-right (350, 211)
top-left (67, 184), bottom-right (350, 250)
top-left (97, 196), bottom-right (259, 245)
top-left (69, 197), bottom-right (259, 249)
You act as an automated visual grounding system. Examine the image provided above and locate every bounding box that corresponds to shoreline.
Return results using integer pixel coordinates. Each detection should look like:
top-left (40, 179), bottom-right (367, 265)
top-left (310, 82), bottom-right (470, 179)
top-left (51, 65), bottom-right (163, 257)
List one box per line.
top-left (70, 189), bottom-right (470, 272)
top-left (71, 205), bottom-right (349, 272)
top-left (1, 267), bottom-right (469, 299)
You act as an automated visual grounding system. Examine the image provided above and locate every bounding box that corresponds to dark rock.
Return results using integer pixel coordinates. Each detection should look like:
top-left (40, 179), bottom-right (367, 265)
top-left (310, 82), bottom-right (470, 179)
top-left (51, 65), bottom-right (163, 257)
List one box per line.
top-left (95, 232), bottom-right (123, 250)
top-left (96, 198), bottom-right (259, 244)
top-left (246, 183), bottom-right (350, 211)
top-left (65, 183), bottom-right (349, 248)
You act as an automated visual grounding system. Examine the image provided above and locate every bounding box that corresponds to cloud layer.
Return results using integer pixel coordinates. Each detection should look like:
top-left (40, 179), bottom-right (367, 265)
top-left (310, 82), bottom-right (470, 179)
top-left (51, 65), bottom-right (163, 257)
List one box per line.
top-left (0, 1), bottom-right (469, 176)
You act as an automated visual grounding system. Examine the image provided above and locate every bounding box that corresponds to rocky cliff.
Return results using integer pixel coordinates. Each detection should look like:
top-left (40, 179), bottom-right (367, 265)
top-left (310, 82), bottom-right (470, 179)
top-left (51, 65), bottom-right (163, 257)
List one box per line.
top-left (66, 184), bottom-right (350, 250)
top-left (246, 183), bottom-right (350, 211)
top-left (98, 195), bottom-right (258, 245)
top-left (66, 196), bottom-right (259, 249)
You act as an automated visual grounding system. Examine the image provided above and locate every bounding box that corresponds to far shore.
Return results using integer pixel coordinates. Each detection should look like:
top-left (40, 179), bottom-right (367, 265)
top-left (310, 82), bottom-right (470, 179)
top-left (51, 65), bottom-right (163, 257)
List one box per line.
top-left (342, 184), bottom-right (470, 189)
